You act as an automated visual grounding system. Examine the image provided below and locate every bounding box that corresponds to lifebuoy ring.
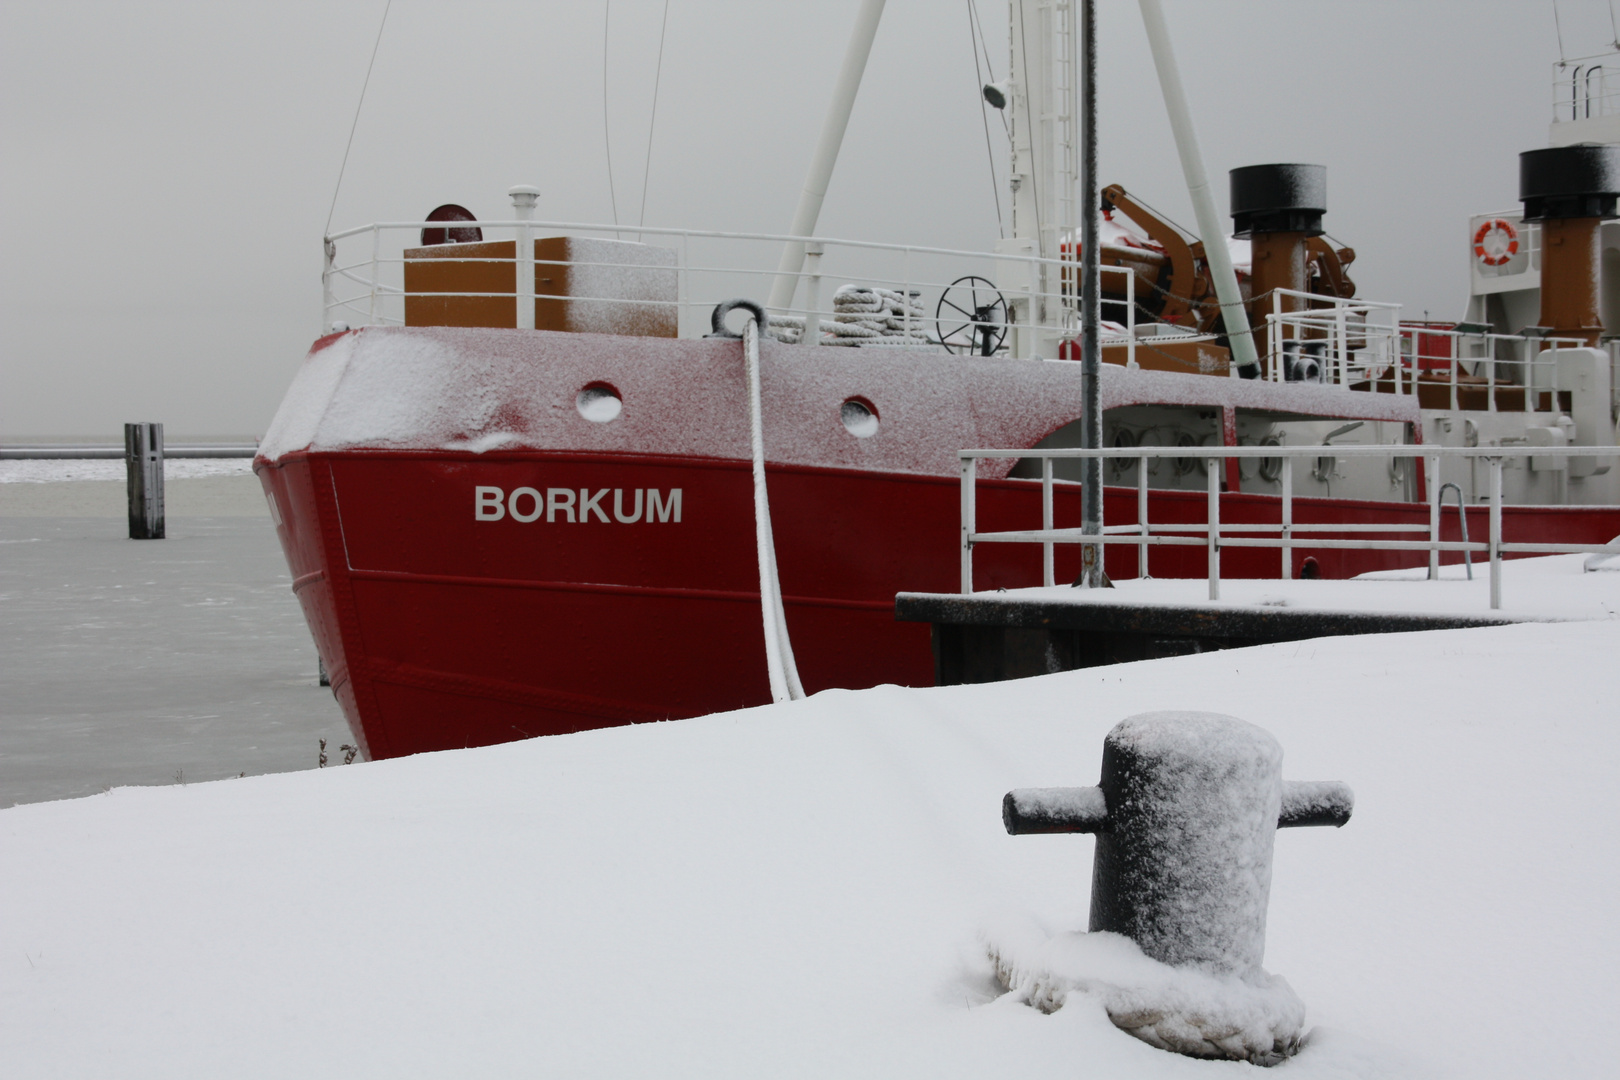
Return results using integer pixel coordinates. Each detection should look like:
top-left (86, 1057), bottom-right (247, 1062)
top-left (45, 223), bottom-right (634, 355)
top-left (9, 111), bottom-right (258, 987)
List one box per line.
top-left (1473, 218), bottom-right (1518, 267)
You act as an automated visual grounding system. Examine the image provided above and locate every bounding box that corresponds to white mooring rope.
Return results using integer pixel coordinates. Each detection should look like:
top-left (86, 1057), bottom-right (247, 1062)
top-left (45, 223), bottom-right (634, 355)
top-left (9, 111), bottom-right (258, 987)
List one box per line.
top-left (744, 315), bottom-right (806, 703)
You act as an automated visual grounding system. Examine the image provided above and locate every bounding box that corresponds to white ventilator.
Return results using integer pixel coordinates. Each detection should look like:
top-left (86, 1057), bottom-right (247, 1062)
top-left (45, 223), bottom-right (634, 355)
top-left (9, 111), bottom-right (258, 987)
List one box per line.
top-left (744, 315), bottom-right (806, 702)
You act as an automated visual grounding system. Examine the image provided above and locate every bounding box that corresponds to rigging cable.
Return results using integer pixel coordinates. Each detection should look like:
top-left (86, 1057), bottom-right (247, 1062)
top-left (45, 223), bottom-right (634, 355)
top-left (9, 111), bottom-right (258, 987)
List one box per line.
top-left (604, 0), bottom-right (622, 234)
top-left (1553, 0), bottom-right (1567, 62)
top-left (966, 0), bottom-right (1004, 237)
top-left (1015, 3), bottom-right (1043, 255)
top-left (970, 0), bottom-right (1010, 139)
top-left (637, 0), bottom-right (672, 240)
top-left (325, 0), bottom-right (393, 237)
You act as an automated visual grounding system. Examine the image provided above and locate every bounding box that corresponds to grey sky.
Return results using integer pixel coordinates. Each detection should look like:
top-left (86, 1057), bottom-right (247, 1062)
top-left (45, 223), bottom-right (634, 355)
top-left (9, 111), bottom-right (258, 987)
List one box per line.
top-left (1, 1), bottom-right (1607, 437)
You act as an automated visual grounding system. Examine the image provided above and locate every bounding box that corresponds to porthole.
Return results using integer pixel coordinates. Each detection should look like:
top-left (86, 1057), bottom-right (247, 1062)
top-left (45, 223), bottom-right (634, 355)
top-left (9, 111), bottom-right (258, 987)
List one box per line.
top-left (841, 397), bottom-right (880, 438)
top-left (1258, 435), bottom-right (1284, 484)
top-left (1173, 432), bottom-right (1200, 476)
top-left (576, 383), bottom-right (622, 423)
top-left (1109, 428), bottom-right (1138, 479)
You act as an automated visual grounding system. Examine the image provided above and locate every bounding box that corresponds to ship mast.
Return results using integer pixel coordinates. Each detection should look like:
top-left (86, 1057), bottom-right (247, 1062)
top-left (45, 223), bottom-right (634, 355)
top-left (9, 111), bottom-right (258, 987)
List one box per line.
top-left (999, 0), bottom-right (1079, 359)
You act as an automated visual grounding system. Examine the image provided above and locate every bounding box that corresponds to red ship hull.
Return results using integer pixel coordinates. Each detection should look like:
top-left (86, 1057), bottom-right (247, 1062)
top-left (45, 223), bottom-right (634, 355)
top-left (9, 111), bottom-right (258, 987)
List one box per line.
top-left (255, 327), bottom-right (1618, 757)
top-left (258, 443), bottom-right (1620, 759)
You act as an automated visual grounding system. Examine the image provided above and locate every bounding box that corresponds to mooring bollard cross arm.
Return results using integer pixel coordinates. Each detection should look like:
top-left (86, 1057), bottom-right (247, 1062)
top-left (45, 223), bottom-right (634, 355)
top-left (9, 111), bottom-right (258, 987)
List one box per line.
top-left (1003, 786), bottom-right (1109, 834)
top-left (1277, 779), bottom-right (1354, 828)
top-left (1005, 778), bottom-right (1353, 835)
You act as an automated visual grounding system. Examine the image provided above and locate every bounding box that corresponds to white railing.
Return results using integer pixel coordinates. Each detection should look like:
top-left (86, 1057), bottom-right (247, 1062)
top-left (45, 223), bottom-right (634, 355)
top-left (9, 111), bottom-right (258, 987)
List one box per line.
top-left (325, 216), bottom-right (1597, 398)
top-left (958, 443), bottom-right (1620, 610)
top-left (322, 218), bottom-right (1158, 363)
top-left (1262, 290), bottom-right (1402, 386)
top-left (1397, 322), bottom-right (1591, 413)
top-left (1262, 290), bottom-right (1589, 411)
top-left (1555, 53), bottom-right (1620, 123)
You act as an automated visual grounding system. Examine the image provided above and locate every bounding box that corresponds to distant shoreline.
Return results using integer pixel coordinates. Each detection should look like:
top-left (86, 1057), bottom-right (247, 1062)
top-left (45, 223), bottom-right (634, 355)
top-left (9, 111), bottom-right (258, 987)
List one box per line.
top-left (0, 473), bottom-right (268, 518)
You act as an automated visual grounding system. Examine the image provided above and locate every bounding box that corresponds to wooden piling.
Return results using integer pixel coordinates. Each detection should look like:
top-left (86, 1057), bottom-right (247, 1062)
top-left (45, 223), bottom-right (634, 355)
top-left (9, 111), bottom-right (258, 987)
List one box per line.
top-left (124, 422), bottom-right (164, 539)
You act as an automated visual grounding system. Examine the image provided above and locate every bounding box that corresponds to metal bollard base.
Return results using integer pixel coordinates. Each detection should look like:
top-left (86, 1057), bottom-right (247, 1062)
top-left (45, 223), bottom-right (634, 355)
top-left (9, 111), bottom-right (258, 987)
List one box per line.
top-left (985, 920), bottom-right (1305, 1065)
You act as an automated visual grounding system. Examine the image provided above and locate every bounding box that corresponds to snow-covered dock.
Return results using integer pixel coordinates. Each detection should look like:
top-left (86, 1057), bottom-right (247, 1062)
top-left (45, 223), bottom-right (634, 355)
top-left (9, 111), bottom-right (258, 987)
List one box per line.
top-left (900, 554), bottom-right (1619, 683)
top-left (3, 559), bottom-right (1617, 1077)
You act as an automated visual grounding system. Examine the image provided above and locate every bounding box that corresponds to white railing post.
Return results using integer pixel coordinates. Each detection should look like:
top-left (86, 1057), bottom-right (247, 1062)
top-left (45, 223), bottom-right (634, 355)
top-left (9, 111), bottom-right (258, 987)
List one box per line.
top-left (1272, 290), bottom-right (1283, 379)
top-left (804, 242), bottom-right (824, 347)
top-left (1041, 455), bottom-right (1055, 587)
top-left (509, 185), bottom-right (540, 330)
top-left (1391, 312), bottom-right (1403, 397)
top-left (367, 226), bottom-right (380, 326)
top-left (1126, 271), bottom-right (1137, 370)
top-left (1426, 453), bottom-right (1440, 580)
top-left (1207, 456), bottom-right (1221, 601)
top-left (1137, 449), bottom-right (1150, 578)
top-left (1489, 456), bottom-right (1503, 610)
top-left (1458, 340), bottom-right (1470, 417)
top-left (1488, 338), bottom-right (1497, 413)
top-left (1549, 338), bottom-right (1560, 416)
top-left (960, 455), bottom-right (976, 594)
top-left (322, 237), bottom-right (335, 331)
top-left (1280, 455), bottom-right (1293, 579)
top-left (903, 246), bottom-right (913, 343)
top-left (1337, 303), bottom-right (1350, 387)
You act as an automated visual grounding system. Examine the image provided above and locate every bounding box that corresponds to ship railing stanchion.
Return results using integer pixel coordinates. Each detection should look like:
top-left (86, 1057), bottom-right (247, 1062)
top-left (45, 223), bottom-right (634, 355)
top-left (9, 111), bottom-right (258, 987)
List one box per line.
top-left (1340, 304), bottom-right (1356, 391)
top-left (1427, 453), bottom-right (1441, 580)
top-left (1489, 456), bottom-right (1504, 609)
top-left (1488, 338), bottom-right (1498, 413)
top-left (322, 237), bottom-right (335, 331)
top-left (1542, 341), bottom-right (1555, 417)
top-left (961, 454), bottom-right (976, 594)
top-left (902, 246), bottom-right (912, 343)
top-left (1207, 454), bottom-right (1221, 601)
top-left (1451, 334), bottom-right (1461, 411)
top-left (1273, 291), bottom-right (1283, 381)
top-left (804, 242), bottom-right (824, 346)
top-left (1137, 449), bottom-right (1150, 578)
top-left (1126, 270), bottom-right (1138, 369)
top-left (1042, 456), bottom-right (1055, 587)
top-left (1280, 455), bottom-right (1293, 579)
top-left (509, 186), bottom-right (539, 330)
top-left (367, 227), bottom-right (379, 326)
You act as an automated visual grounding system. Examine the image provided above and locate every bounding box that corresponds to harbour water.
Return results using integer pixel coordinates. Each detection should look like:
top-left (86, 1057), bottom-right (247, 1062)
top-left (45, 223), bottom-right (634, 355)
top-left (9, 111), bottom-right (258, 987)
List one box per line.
top-left (0, 464), bottom-right (347, 807)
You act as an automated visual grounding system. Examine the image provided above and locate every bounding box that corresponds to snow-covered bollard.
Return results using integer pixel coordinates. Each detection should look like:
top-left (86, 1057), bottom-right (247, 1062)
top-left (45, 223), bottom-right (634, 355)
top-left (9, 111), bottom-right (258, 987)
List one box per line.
top-left (997, 711), bottom-right (1352, 1065)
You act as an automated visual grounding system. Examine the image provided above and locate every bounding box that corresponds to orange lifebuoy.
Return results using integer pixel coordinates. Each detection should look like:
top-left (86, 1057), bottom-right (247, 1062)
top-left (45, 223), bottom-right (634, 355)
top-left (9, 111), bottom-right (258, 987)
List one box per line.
top-left (1473, 218), bottom-right (1519, 267)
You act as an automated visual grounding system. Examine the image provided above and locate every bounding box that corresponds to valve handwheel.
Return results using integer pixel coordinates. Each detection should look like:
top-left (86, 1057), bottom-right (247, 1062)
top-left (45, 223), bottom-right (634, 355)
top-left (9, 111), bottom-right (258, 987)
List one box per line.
top-left (935, 276), bottom-right (1009, 356)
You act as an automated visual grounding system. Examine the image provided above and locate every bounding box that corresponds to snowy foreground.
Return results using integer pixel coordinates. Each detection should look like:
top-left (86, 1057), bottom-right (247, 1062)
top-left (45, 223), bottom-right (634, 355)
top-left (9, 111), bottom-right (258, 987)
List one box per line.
top-left (3, 606), bottom-right (1618, 1076)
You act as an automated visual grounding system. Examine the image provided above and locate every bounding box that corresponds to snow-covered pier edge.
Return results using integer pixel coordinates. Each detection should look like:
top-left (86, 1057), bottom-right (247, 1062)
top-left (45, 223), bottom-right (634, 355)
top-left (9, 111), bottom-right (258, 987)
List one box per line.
top-left (2, 560), bottom-right (1617, 1077)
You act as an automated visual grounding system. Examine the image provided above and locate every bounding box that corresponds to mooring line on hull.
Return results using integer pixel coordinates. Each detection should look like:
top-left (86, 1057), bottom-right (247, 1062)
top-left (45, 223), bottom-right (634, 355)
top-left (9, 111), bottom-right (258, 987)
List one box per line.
top-left (744, 313), bottom-right (806, 703)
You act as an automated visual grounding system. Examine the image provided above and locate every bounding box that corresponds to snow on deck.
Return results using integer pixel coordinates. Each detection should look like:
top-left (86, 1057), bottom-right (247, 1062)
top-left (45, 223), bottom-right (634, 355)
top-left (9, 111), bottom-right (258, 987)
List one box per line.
top-left (984, 552), bottom-right (1620, 623)
top-left (257, 327), bottom-right (1417, 483)
top-left (3, 596), bottom-right (1616, 1077)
